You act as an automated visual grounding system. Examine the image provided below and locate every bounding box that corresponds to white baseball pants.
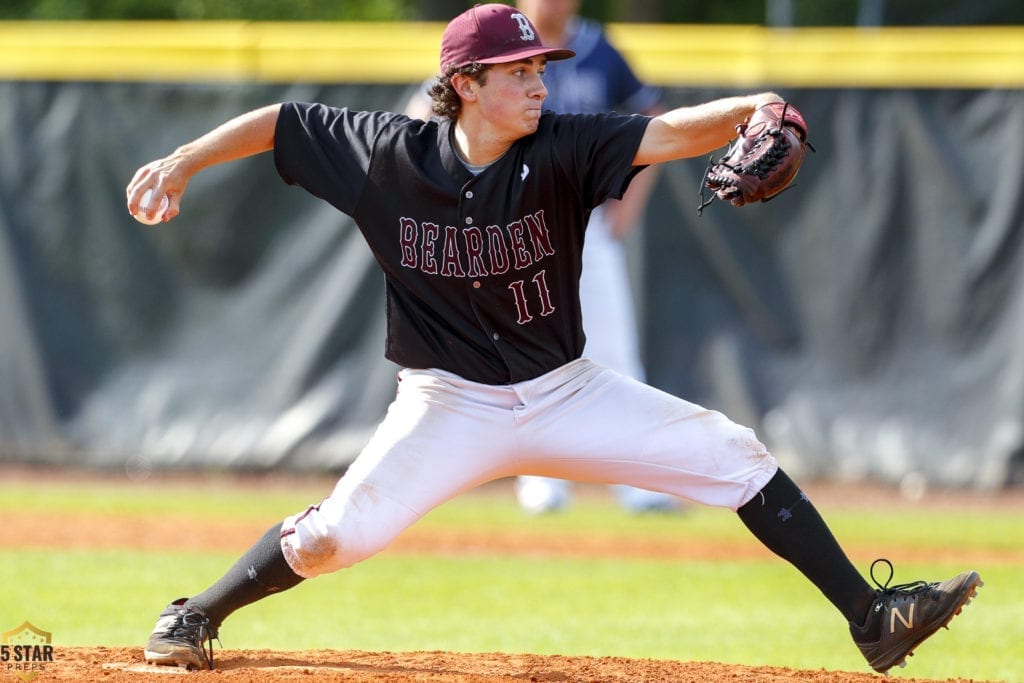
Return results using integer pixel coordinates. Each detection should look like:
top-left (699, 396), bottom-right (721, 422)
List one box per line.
top-left (280, 358), bottom-right (778, 578)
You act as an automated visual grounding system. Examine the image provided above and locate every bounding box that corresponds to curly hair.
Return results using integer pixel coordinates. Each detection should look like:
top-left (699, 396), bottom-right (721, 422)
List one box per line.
top-left (428, 63), bottom-right (490, 120)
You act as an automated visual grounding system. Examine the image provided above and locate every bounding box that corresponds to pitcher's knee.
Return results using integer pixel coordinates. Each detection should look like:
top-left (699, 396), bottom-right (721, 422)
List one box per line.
top-left (279, 506), bottom-right (387, 578)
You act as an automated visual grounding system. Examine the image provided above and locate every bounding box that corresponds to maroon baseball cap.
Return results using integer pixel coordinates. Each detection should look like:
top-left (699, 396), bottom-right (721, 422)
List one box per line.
top-left (440, 3), bottom-right (575, 73)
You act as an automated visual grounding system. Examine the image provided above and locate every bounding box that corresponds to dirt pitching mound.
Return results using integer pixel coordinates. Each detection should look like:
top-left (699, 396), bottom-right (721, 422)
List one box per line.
top-left (47, 646), bottom-right (968, 682)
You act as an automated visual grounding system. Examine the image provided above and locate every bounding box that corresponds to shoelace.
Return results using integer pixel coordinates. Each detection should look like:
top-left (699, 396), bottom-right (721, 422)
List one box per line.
top-left (870, 558), bottom-right (933, 606)
top-left (163, 607), bottom-right (218, 670)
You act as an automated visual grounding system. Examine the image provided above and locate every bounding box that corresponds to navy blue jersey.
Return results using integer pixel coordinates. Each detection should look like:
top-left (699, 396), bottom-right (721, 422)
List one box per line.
top-left (274, 103), bottom-right (649, 384)
top-left (541, 18), bottom-right (661, 116)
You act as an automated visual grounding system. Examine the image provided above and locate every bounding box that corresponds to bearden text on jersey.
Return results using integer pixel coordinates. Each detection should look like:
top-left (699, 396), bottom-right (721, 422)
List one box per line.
top-left (398, 209), bottom-right (555, 278)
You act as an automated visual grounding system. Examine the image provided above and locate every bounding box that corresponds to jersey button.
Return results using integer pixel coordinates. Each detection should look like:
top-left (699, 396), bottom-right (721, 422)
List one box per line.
top-left (465, 191), bottom-right (473, 199)
top-left (465, 216), bottom-right (473, 225)
top-left (492, 333), bottom-right (500, 341)
top-left (473, 281), bottom-right (481, 289)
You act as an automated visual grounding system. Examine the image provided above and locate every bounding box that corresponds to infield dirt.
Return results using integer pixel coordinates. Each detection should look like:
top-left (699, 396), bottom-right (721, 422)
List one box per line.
top-left (38, 645), bottom-right (984, 682)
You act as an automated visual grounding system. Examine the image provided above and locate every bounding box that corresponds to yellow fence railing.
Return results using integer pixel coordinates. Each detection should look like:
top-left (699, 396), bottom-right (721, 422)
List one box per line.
top-left (1, 21), bottom-right (1022, 88)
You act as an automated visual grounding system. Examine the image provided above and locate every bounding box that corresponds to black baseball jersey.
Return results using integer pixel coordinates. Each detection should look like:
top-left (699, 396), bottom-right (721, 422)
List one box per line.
top-left (274, 102), bottom-right (649, 385)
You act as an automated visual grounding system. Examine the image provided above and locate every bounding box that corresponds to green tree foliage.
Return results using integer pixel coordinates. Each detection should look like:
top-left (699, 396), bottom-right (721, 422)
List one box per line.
top-left (0, 0), bottom-right (417, 21)
top-left (1, 0), bottom-right (1021, 24)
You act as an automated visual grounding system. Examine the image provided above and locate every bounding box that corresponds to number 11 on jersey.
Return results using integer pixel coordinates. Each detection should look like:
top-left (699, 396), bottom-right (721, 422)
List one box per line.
top-left (508, 270), bottom-right (555, 324)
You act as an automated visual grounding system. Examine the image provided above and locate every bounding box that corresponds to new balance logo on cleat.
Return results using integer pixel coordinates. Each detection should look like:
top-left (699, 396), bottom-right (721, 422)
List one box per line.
top-left (849, 559), bottom-right (983, 674)
top-left (890, 603), bottom-right (914, 632)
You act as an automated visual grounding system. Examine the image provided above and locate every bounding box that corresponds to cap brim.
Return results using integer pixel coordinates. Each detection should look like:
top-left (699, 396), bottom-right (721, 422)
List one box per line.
top-left (477, 46), bottom-right (575, 65)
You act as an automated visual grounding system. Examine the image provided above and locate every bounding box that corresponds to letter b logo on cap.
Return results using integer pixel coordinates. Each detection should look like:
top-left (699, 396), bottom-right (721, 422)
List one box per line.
top-left (511, 13), bottom-right (535, 41)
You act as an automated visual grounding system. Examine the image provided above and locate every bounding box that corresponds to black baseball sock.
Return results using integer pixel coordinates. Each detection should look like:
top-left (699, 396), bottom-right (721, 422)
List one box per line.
top-left (185, 522), bottom-right (304, 630)
top-left (737, 469), bottom-right (876, 627)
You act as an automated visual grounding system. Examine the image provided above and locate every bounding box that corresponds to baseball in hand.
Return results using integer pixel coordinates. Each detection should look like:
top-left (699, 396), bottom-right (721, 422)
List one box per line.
top-left (134, 188), bottom-right (169, 225)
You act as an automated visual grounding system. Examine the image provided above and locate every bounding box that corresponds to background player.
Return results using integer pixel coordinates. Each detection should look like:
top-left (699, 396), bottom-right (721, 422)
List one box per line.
top-left (405, 0), bottom-right (679, 514)
top-left (127, 3), bottom-right (981, 675)
top-left (513, 0), bottom-right (680, 514)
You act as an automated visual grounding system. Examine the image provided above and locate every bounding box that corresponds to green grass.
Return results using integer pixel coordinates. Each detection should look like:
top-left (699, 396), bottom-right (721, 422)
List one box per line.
top-left (1, 474), bottom-right (1021, 682)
